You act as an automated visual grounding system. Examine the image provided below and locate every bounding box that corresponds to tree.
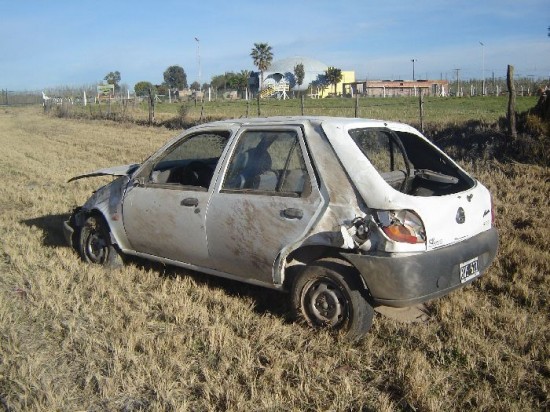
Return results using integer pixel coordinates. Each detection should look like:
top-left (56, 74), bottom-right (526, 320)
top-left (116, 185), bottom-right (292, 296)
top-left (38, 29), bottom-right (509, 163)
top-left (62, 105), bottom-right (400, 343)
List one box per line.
top-left (210, 74), bottom-right (227, 91)
top-left (226, 70), bottom-right (249, 92)
top-left (237, 70), bottom-right (251, 94)
top-left (250, 43), bottom-right (273, 90)
top-left (104, 71), bottom-right (121, 92)
top-left (190, 81), bottom-right (201, 91)
top-left (294, 63), bottom-right (305, 92)
top-left (325, 67), bottom-right (343, 96)
top-left (163, 65), bottom-right (187, 90)
top-left (134, 81), bottom-right (155, 97)
top-left (155, 84), bottom-right (168, 96)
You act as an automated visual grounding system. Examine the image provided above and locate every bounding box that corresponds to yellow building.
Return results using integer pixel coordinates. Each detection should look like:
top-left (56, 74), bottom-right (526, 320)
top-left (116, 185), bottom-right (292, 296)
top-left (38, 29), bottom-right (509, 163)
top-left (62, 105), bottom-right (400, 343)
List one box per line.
top-left (316, 71), bottom-right (356, 98)
top-left (258, 57), bottom-right (357, 99)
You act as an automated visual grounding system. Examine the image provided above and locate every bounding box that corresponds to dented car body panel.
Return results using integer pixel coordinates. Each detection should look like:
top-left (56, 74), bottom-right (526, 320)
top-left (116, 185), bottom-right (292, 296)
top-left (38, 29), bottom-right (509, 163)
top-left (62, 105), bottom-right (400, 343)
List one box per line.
top-left (65, 116), bottom-right (498, 308)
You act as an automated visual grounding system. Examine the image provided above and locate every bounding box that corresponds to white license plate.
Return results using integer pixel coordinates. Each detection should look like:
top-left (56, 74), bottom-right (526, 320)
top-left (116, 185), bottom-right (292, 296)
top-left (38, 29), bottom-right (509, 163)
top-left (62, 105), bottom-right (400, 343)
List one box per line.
top-left (460, 257), bottom-right (480, 283)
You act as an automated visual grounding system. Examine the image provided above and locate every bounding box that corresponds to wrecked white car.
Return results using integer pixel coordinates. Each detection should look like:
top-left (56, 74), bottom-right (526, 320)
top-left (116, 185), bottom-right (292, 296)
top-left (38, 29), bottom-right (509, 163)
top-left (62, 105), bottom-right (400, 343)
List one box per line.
top-left (64, 116), bottom-right (498, 339)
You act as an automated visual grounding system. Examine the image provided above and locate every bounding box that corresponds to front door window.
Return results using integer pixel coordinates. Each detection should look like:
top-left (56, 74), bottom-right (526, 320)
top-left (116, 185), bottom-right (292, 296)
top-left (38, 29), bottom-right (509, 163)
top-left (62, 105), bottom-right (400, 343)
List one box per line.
top-left (149, 131), bottom-right (230, 189)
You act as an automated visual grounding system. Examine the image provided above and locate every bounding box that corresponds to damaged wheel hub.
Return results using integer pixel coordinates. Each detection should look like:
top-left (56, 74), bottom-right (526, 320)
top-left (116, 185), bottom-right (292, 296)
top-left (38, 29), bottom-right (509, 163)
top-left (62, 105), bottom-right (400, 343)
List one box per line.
top-left (307, 281), bottom-right (345, 326)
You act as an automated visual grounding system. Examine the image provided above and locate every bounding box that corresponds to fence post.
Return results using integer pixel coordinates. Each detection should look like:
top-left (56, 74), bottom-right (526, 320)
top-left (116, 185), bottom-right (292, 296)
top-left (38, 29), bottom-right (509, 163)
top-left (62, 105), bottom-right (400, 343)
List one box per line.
top-left (354, 93), bottom-right (359, 117)
top-left (506, 64), bottom-right (517, 138)
top-left (419, 88), bottom-right (424, 133)
top-left (147, 88), bottom-right (155, 125)
top-left (301, 95), bottom-right (305, 116)
top-left (246, 99), bottom-right (250, 118)
top-left (257, 93), bottom-right (261, 116)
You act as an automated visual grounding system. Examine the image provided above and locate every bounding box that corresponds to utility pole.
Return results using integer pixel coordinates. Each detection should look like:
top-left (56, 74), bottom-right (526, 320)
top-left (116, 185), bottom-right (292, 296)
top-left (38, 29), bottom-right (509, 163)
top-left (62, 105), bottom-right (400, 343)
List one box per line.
top-left (195, 37), bottom-right (201, 92)
top-left (455, 68), bottom-right (461, 97)
top-left (479, 41), bottom-right (485, 96)
top-left (411, 59), bottom-right (417, 80)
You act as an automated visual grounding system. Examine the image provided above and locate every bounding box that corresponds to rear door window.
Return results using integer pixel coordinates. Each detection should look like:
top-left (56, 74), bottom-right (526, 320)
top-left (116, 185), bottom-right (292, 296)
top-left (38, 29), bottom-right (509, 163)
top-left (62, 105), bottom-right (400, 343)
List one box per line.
top-left (222, 130), bottom-right (311, 196)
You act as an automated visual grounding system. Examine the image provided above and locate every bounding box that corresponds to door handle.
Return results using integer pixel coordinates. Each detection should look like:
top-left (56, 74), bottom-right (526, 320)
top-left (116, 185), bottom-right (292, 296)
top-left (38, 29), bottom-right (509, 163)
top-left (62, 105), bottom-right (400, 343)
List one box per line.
top-left (282, 208), bottom-right (303, 220)
top-left (181, 197), bottom-right (199, 207)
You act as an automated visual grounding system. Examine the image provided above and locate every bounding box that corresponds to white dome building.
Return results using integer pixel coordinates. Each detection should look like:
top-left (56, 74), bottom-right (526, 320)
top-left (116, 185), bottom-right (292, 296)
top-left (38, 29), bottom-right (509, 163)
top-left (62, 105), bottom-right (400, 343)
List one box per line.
top-left (262, 56), bottom-right (328, 92)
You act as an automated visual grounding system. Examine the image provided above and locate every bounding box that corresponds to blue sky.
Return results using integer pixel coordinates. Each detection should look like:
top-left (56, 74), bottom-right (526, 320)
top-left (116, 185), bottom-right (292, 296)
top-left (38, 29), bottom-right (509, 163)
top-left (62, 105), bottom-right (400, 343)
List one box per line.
top-left (1, 0), bottom-right (549, 91)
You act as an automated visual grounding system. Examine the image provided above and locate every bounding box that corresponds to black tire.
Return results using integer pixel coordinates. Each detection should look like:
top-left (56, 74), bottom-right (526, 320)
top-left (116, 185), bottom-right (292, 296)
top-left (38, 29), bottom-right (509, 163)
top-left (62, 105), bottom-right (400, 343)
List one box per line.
top-left (78, 215), bottom-right (123, 268)
top-left (291, 260), bottom-right (374, 340)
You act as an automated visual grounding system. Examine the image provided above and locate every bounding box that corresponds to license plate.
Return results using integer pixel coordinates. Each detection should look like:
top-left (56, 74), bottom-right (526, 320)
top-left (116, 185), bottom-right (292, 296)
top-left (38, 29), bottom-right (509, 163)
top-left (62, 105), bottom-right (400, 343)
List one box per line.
top-left (460, 257), bottom-right (480, 283)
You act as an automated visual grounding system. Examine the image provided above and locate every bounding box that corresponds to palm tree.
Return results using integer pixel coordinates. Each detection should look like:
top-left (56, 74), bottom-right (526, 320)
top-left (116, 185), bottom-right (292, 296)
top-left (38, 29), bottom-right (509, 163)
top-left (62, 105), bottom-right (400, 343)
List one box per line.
top-left (250, 43), bottom-right (273, 91)
top-left (294, 63), bottom-right (305, 94)
top-left (325, 67), bottom-right (343, 96)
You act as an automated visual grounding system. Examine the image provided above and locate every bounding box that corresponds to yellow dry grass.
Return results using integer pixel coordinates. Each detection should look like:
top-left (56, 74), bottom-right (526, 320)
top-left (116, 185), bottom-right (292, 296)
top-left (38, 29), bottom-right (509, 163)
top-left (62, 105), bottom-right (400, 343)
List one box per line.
top-left (0, 106), bottom-right (548, 411)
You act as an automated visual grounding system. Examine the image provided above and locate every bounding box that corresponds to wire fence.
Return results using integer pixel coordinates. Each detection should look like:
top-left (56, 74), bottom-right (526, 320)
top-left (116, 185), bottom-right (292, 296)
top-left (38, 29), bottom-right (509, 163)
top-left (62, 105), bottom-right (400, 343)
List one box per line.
top-left (36, 91), bottom-right (539, 131)
top-left (0, 90), bottom-right (42, 106)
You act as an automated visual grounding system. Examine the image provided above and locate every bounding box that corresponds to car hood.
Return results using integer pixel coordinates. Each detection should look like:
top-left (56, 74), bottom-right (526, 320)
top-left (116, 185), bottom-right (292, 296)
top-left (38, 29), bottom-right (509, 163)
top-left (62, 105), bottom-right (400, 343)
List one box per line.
top-left (68, 163), bottom-right (140, 182)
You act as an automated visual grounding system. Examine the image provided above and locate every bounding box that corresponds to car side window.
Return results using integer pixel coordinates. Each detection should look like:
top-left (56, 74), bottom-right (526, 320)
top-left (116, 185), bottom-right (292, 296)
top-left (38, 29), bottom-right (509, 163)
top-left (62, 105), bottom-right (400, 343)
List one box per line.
top-left (150, 131), bottom-right (230, 189)
top-left (223, 130), bottom-right (310, 196)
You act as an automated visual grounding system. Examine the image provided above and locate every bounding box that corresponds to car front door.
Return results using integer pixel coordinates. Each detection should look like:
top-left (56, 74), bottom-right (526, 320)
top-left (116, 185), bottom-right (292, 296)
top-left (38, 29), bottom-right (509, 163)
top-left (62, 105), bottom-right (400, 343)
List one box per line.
top-left (206, 126), bottom-right (322, 285)
top-left (122, 130), bottom-right (231, 266)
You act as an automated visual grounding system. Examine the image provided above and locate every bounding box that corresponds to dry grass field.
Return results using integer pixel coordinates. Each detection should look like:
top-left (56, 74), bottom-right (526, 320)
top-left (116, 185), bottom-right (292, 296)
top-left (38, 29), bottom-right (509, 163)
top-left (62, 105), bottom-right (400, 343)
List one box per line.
top-left (0, 106), bottom-right (548, 411)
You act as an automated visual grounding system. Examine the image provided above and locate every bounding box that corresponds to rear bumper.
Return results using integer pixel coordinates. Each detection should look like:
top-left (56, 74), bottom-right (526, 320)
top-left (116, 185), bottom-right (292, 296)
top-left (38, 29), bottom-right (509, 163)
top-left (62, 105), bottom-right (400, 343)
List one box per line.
top-left (342, 227), bottom-right (499, 307)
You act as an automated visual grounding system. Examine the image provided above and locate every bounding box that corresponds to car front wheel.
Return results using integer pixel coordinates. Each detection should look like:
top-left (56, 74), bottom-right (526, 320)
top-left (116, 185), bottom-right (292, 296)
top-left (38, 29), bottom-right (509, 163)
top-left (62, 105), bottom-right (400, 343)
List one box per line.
top-left (291, 260), bottom-right (374, 340)
top-left (79, 215), bottom-right (123, 268)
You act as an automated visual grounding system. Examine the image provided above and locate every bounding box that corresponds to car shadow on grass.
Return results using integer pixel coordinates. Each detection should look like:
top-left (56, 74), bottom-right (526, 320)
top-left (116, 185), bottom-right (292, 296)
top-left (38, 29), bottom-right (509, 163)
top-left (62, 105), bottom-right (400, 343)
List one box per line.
top-left (20, 213), bottom-right (71, 248)
top-left (134, 258), bottom-right (292, 319)
top-left (20, 213), bottom-right (292, 320)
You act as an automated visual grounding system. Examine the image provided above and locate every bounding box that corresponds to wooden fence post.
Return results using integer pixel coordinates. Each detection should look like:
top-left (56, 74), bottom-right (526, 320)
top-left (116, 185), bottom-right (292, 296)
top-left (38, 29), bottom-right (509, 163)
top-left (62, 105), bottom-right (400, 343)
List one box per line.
top-left (419, 88), bottom-right (424, 133)
top-left (507, 65), bottom-right (517, 138)
top-left (147, 88), bottom-right (155, 125)
top-left (355, 93), bottom-right (359, 117)
top-left (301, 95), bottom-right (305, 116)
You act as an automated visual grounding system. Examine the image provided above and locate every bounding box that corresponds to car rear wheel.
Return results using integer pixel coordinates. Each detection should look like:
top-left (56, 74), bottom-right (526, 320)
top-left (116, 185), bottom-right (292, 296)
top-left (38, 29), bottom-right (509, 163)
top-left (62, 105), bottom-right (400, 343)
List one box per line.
top-left (291, 260), bottom-right (374, 340)
top-left (79, 215), bottom-right (123, 268)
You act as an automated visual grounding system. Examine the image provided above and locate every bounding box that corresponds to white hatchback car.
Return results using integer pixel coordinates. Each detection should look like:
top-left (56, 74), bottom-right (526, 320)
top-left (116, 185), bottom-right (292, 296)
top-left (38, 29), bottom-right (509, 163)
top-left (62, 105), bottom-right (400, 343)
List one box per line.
top-left (65, 116), bottom-right (498, 339)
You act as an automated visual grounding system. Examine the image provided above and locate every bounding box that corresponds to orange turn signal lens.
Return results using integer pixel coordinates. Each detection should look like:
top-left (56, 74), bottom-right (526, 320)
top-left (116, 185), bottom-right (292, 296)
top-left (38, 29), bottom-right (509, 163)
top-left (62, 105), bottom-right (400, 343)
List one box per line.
top-left (382, 225), bottom-right (421, 244)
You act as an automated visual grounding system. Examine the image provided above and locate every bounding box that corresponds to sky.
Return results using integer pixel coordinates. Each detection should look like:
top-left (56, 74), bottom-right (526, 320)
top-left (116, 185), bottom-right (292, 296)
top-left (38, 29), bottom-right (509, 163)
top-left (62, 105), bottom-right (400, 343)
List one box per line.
top-left (1, 0), bottom-right (549, 91)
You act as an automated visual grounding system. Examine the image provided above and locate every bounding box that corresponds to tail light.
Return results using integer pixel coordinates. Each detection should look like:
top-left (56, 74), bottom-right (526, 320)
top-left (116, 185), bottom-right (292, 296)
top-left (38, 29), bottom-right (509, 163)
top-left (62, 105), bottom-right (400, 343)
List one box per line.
top-left (377, 210), bottom-right (426, 244)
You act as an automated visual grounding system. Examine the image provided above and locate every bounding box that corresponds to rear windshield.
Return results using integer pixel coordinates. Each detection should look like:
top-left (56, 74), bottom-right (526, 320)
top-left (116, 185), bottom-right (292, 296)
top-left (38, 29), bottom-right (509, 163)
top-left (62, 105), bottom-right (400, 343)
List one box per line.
top-left (349, 127), bottom-right (473, 196)
top-left (348, 129), bottom-right (408, 174)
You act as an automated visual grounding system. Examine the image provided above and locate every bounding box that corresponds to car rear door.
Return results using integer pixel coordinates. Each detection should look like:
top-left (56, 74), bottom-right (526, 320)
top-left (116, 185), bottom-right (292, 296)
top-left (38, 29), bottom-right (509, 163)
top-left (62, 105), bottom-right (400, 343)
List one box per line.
top-left (205, 126), bottom-right (322, 285)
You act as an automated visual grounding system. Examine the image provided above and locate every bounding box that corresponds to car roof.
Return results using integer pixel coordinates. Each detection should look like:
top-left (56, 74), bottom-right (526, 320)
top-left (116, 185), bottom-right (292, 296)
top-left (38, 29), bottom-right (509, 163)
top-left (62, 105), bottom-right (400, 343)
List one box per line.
top-left (192, 116), bottom-right (418, 133)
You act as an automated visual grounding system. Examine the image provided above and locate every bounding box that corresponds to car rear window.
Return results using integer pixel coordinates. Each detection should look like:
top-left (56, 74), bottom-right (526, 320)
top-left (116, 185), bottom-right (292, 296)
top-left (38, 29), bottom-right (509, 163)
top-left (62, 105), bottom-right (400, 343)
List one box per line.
top-left (348, 128), bottom-right (408, 174)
